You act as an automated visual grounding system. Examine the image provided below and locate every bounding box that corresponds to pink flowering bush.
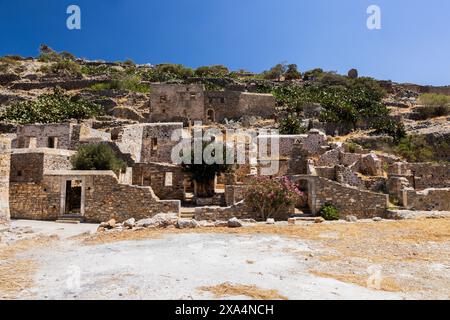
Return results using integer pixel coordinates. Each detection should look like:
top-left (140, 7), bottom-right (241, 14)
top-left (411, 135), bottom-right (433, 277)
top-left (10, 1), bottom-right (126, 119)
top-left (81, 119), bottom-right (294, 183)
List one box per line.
top-left (244, 176), bottom-right (306, 220)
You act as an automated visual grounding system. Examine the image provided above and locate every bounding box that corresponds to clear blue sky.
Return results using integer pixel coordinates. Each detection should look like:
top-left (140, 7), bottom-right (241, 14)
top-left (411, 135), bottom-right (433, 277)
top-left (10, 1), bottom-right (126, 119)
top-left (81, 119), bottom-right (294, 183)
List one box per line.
top-left (1, 0), bottom-right (449, 85)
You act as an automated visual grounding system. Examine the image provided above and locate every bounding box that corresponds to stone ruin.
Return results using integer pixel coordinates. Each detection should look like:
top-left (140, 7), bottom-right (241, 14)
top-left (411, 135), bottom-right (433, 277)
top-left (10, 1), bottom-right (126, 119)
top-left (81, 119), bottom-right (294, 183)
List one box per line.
top-left (0, 84), bottom-right (448, 225)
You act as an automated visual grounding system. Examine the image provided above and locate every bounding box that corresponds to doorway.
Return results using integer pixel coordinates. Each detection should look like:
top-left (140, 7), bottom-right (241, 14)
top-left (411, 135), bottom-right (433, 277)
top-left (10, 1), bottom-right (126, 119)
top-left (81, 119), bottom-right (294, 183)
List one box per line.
top-left (64, 180), bottom-right (82, 215)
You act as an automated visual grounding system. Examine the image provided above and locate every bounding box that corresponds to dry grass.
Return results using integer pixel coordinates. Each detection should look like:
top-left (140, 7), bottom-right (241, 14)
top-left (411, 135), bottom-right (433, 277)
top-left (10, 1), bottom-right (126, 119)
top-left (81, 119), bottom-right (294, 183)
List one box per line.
top-left (198, 282), bottom-right (288, 300)
top-left (0, 236), bottom-right (58, 299)
top-left (309, 271), bottom-right (403, 292)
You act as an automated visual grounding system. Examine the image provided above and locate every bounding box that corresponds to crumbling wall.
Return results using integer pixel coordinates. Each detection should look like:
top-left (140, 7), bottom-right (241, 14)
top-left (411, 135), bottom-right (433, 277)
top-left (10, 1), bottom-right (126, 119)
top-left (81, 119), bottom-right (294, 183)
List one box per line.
top-left (141, 123), bottom-right (183, 163)
top-left (314, 176), bottom-right (388, 218)
top-left (402, 188), bottom-right (450, 211)
top-left (0, 136), bottom-right (11, 221)
top-left (149, 84), bottom-right (205, 123)
top-left (132, 162), bottom-right (185, 200)
top-left (11, 171), bottom-right (181, 223)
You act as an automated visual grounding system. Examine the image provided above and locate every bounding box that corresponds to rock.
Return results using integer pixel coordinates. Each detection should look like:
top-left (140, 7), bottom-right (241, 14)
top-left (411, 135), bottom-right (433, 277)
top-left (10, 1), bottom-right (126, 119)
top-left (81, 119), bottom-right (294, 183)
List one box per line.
top-left (135, 218), bottom-right (155, 228)
top-left (373, 217), bottom-right (383, 222)
top-left (176, 219), bottom-right (200, 229)
top-left (314, 217), bottom-right (325, 224)
top-left (228, 217), bottom-right (243, 228)
top-left (123, 218), bottom-right (136, 229)
top-left (345, 215), bottom-right (358, 223)
top-left (198, 221), bottom-right (215, 228)
top-left (97, 226), bottom-right (106, 233)
top-left (266, 218), bottom-right (275, 225)
top-left (214, 221), bottom-right (228, 228)
top-left (107, 219), bottom-right (116, 228)
top-left (240, 219), bottom-right (257, 224)
top-left (288, 218), bottom-right (296, 225)
top-left (99, 222), bottom-right (109, 228)
top-left (136, 213), bottom-right (178, 228)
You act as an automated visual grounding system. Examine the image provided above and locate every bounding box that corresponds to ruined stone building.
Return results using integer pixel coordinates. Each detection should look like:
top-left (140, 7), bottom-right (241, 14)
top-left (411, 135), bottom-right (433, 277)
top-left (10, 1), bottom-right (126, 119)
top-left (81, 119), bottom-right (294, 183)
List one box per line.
top-left (147, 84), bottom-right (276, 124)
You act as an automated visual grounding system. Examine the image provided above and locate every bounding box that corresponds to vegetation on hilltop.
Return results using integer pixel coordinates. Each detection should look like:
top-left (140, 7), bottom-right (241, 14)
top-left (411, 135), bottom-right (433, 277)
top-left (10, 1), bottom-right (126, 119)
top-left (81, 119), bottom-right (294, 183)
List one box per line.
top-left (0, 87), bottom-right (103, 124)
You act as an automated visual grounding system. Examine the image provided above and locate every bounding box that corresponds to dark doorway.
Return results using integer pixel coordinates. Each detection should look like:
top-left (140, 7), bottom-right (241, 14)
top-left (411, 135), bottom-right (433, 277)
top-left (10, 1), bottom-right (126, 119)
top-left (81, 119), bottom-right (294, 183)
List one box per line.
top-left (65, 180), bottom-right (82, 214)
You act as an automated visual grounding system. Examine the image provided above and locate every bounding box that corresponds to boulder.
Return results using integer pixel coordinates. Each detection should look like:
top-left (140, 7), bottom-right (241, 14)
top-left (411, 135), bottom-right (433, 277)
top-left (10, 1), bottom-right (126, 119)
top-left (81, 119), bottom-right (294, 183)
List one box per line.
top-left (123, 218), bottom-right (136, 229)
top-left (314, 217), bottom-right (325, 224)
top-left (373, 217), bottom-right (383, 222)
top-left (227, 217), bottom-right (243, 228)
top-left (266, 218), bottom-right (275, 225)
top-left (345, 215), bottom-right (358, 223)
top-left (176, 219), bottom-right (200, 229)
top-left (214, 221), bottom-right (228, 228)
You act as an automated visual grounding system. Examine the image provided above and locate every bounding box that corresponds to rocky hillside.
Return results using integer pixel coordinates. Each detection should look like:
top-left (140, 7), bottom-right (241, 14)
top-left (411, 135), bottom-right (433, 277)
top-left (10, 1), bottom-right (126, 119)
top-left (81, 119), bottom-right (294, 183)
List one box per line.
top-left (0, 46), bottom-right (448, 161)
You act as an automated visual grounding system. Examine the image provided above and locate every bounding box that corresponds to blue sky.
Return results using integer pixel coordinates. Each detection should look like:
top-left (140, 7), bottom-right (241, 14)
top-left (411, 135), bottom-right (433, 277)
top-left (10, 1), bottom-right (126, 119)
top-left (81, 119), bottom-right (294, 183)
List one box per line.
top-left (0, 0), bottom-right (449, 85)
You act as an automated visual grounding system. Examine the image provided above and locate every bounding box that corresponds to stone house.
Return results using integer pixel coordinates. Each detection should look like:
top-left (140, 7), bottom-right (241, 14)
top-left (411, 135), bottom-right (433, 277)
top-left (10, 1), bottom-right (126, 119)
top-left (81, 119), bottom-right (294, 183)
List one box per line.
top-left (114, 123), bottom-right (184, 163)
top-left (148, 84), bottom-right (205, 124)
top-left (13, 122), bottom-right (111, 150)
top-left (8, 148), bottom-right (180, 223)
top-left (147, 84), bottom-right (276, 124)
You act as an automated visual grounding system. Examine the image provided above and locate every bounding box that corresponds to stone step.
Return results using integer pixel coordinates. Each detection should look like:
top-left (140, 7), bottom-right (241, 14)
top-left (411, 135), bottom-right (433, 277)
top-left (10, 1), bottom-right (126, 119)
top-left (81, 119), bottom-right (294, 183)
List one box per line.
top-left (55, 216), bottom-right (84, 224)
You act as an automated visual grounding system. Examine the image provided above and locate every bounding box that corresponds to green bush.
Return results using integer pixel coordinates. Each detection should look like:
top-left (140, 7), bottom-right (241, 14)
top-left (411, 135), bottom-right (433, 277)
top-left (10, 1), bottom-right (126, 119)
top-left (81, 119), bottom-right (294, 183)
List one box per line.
top-left (194, 65), bottom-right (229, 78)
top-left (91, 74), bottom-right (149, 93)
top-left (71, 144), bottom-right (126, 173)
top-left (319, 204), bottom-right (340, 221)
top-left (371, 118), bottom-right (406, 143)
top-left (278, 113), bottom-right (307, 134)
top-left (40, 59), bottom-right (82, 77)
top-left (284, 64), bottom-right (302, 80)
top-left (244, 176), bottom-right (305, 221)
top-left (141, 64), bottom-right (194, 82)
top-left (0, 87), bottom-right (103, 124)
top-left (394, 136), bottom-right (435, 162)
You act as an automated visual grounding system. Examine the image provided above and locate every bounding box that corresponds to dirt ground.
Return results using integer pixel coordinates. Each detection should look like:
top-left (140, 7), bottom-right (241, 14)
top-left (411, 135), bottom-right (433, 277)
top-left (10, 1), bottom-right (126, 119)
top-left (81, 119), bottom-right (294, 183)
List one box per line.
top-left (1, 218), bottom-right (449, 300)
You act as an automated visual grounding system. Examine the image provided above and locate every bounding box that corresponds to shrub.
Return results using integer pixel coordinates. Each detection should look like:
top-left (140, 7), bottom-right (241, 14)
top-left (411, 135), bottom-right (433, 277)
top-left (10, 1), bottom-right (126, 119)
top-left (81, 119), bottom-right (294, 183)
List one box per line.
top-left (194, 65), bottom-right (230, 78)
top-left (371, 118), bottom-right (406, 143)
top-left (244, 176), bottom-right (305, 221)
top-left (319, 204), bottom-right (340, 221)
top-left (416, 105), bottom-right (450, 119)
top-left (91, 74), bottom-right (149, 93)
top-left (0, 87), bottom-right (103, 124)
top-left (278, 113), bottom-right (307, 134)
top-left (394, 135), bottom-right (435, 162)
top-left (262, 63), bottom-right (287, 80)
top-left (71, 144), bottom-right (126, 173)
top-left (40, 59), bottom-right (82, 77)
top-left (141, 64), bottom-right (194, 82)
top-left (284, 64), bottom-right (302, 80)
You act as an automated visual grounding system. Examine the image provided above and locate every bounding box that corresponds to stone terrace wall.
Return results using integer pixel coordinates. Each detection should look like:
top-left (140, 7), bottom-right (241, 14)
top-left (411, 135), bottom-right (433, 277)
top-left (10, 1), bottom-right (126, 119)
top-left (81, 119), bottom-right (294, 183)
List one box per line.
top-left (0, 136), bottom-right (11, 221)
top-left (314, 176), bottom-right (388, 218)
top-left (402, 188), bottom-right (450, 211)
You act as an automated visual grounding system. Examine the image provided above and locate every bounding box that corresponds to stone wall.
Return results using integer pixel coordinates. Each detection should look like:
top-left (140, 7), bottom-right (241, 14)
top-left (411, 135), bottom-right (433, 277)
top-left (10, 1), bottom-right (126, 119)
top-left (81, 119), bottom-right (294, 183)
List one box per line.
top-left (141, 123), bottom-right (183, 163)
top-left (132, 162), bottom-right (185, 200)
top-left (402, 188), bottom-right (450, 211)
top-left (149, 84), bottom-right (205, 124)
top-left (114, 124), bottom-right (144, 162)
top-left (194, 202), bottom-right (254, 221)
top-left (10, 171), bottom-right (181, 223)
top-left (13, 123), bottom-right (106, 150)
top-left (0, 135), bottom-right (11, 221)
top-left (10, 149), bottom-right (73, 183)
top-left (314, 176), bottom-right (388, 218)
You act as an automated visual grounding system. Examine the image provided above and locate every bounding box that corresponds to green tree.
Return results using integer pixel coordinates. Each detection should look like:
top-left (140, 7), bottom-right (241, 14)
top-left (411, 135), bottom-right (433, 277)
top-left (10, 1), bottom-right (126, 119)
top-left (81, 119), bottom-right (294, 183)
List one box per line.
top-left (284, 64), bottom-right (302, 80)
top-left (182, 142), bottom-right (233, 197)
top-left (71, 144), bottom-right (126, 173)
